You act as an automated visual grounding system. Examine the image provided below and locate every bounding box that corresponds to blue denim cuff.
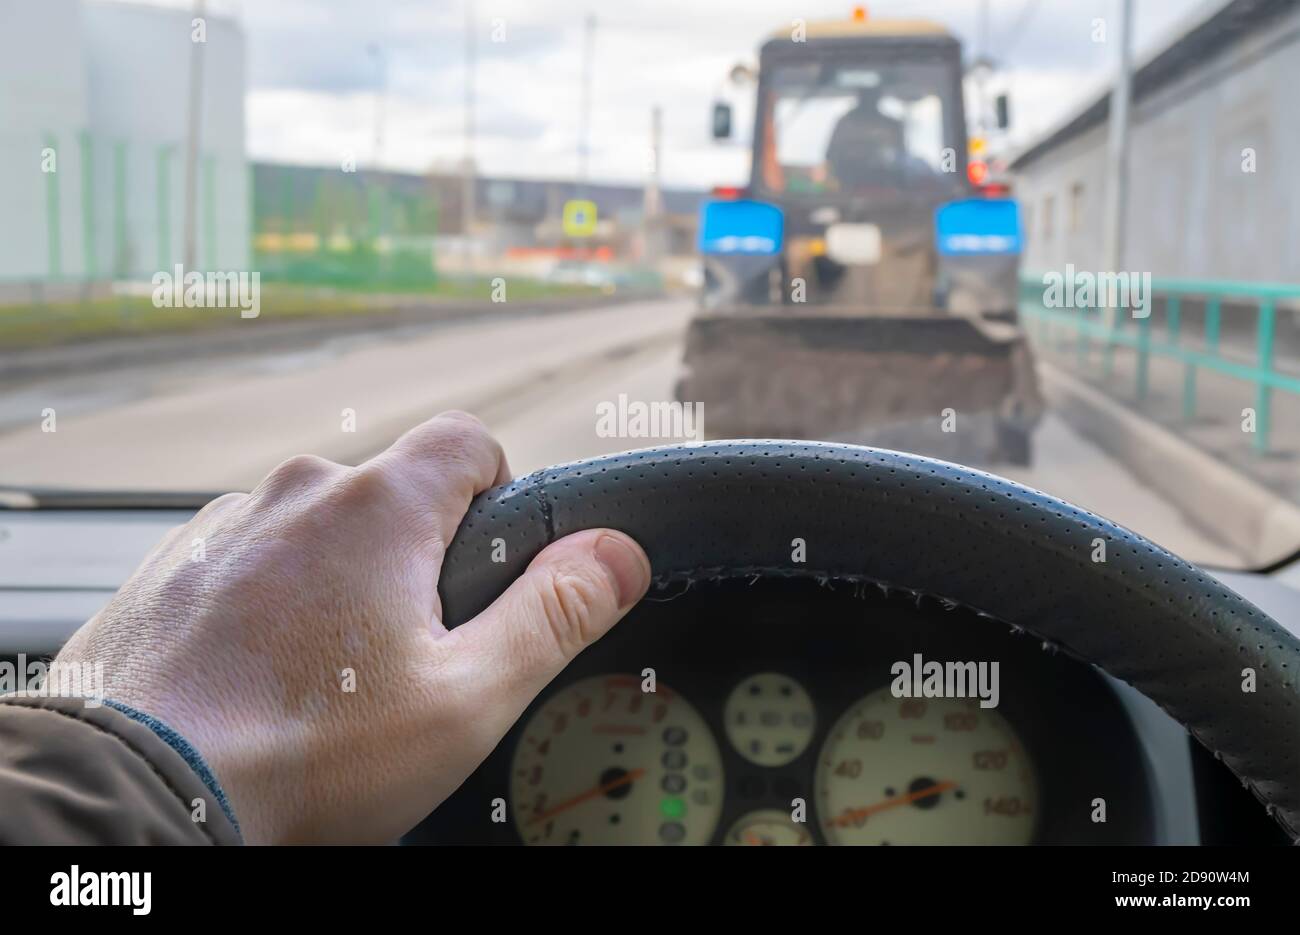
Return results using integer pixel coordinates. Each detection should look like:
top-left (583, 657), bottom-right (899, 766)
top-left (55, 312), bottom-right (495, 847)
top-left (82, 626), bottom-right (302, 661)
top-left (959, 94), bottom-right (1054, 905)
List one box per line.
top-left (103, 699), bottom-right (241, 838)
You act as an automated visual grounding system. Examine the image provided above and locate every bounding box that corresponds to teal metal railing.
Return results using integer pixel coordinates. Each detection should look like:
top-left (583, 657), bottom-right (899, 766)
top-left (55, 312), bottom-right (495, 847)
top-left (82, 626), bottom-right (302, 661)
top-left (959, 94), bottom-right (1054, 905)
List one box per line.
top-left (1019, 275), bottom-right (1300, 454)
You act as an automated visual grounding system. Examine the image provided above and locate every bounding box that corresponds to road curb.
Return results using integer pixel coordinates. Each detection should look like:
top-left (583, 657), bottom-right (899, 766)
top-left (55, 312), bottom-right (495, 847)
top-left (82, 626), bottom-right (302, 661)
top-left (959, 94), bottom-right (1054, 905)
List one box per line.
top-left (0, 292), bottom-right (659, 387)
top-left (1041, 362), bottom-right (1300, 567)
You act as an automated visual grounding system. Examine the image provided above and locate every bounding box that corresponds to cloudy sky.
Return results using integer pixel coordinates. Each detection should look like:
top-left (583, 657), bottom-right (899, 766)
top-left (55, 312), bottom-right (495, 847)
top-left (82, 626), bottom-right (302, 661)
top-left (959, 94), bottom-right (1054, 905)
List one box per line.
top-left (186, 0), bottom-right (1212, 188)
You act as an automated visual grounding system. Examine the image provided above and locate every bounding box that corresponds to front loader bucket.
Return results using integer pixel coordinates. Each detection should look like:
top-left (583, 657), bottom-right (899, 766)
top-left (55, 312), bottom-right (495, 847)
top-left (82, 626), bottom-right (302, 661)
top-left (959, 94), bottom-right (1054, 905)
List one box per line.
top-left (675, 312), bottom-right (1044, 464)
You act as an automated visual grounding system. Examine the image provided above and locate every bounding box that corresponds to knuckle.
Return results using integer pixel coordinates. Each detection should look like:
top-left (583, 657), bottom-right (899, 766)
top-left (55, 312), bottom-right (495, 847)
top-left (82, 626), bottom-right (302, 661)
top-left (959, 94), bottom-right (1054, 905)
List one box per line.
top-left (435, 409), bottom-right (487, 432)
top-left (195, 491), bottom-right (246, 520)
top-left (279, 453), bottom-right (333, 478)
top-left (538, 568), bottom-right (604, 658)
top-left (415, 441), bottom-right (491, 498)
top-left (423, 430), bottom-right (476, 469)
top-left (431, 413), bottom-right (501, 462)
top-left (430, 421), bottom-right (489, 464)
top-left (387, 411), bottom-right (504, 498)
top-left (260, 454), bottom-right (336, 496)
top-left (319, 464), bottom-right (405, 517)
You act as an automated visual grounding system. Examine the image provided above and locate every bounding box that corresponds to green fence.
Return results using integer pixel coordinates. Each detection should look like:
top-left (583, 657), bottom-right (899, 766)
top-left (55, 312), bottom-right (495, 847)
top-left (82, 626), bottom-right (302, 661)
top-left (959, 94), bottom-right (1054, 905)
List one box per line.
top-left (1019, 275), bottom-right (1300, 454)
top-left (251, 163), bottom-right (440, 291)
top-left (0, 128), bottom-right (239, 287)
top-left (2, 131), bottom-right (439, 291)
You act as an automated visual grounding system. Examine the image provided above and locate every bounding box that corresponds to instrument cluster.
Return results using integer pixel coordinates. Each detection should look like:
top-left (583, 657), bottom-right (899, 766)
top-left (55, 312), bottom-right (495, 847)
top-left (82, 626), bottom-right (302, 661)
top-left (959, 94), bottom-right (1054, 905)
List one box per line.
top-left (409, 577), bottom-right (1155, 845)
top-left (510, 672), bottom-right (1037, 845)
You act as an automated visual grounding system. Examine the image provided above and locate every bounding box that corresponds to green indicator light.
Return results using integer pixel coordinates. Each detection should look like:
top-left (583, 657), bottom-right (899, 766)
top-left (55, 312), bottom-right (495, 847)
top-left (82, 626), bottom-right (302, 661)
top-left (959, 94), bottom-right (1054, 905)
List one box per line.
top-left (660, 796), bottom-right (686, 820)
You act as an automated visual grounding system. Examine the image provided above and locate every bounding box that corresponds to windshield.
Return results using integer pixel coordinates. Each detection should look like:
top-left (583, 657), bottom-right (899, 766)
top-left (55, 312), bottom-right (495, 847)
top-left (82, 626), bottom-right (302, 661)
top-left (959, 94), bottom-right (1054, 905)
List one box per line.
top-left (759, 60), bottom-right (956, 196)
top-left (1, 1), bottom-right (1298, 572)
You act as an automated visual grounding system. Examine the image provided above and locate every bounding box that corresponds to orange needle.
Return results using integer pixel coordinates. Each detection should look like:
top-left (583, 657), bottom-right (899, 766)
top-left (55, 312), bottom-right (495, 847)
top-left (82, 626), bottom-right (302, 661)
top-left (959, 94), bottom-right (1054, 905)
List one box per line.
top-left (830, 780), bottom-right (958, 828)
top-left (527, 768), bottom-right (646, 826)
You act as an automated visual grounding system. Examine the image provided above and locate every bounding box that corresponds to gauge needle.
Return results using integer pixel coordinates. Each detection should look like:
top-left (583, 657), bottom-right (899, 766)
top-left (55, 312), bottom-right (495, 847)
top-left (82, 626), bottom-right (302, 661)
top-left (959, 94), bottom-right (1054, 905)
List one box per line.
top-left (527, 768), bottom-right (647, 826)
top-left (830, 780), bottom-right (958, 827)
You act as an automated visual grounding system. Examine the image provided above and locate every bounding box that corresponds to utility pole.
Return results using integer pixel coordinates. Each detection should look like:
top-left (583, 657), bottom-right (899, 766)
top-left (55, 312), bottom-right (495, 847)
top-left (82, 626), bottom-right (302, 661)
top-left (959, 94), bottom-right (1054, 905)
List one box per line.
top-left (577, 14), bottom-right (596, 192)
top-left (643, 105), bottom-right (662, 262)
top-left (1102, 0), bottom-right (1135, 287)
top-left (182, 0), bottom-right (206, 271)
top-left (369, 45), bottom-right (388, 169)
top-left (976, 0), bottom-right (990, 132)
top-left (366, 44), bottom-right (388, 274)
top-left (462, 0), bottom-right (477, 273)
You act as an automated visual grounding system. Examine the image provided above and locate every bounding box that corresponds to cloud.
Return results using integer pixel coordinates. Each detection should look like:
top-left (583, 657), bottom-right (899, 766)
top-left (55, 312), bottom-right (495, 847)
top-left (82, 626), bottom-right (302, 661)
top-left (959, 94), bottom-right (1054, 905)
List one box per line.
top-left (226, 0), bottom-right (1209, 186)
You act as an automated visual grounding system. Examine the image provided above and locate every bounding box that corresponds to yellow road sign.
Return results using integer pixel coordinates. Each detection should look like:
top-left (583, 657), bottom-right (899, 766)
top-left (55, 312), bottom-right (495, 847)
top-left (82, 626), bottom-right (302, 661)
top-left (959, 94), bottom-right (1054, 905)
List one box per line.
top-left (563, 199), bottom-right (598, 237)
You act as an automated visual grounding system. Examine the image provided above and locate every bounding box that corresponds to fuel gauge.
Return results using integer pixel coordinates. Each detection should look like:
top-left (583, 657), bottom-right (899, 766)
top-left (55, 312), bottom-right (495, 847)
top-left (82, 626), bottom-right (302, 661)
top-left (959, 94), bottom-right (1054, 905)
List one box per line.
top-left (724, 673), bottom-right (816, 767)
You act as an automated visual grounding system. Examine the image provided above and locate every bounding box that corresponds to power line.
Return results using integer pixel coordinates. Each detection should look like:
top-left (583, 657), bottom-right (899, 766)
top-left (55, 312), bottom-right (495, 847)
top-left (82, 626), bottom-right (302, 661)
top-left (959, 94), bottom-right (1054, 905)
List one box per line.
top-left (998, 0), bottom-right (1042, 62)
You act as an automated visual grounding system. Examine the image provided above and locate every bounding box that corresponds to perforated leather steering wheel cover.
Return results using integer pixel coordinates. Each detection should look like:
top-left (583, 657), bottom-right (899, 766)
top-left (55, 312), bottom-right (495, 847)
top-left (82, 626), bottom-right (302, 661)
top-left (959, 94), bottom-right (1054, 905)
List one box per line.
top-left (439, 441), bottom-right (1300, 838)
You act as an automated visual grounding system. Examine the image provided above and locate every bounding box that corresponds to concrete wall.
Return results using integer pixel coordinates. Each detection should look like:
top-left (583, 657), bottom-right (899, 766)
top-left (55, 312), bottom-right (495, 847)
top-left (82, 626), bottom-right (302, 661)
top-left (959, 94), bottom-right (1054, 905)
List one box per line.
top-left (84, 1), bottom-right (248, 276)
top-left (1014, 2), bottom-right (1300, 283)
top-left (0, 0), bottom-right (248, 285)
top-left (0, 0), bottom-right (88, 283)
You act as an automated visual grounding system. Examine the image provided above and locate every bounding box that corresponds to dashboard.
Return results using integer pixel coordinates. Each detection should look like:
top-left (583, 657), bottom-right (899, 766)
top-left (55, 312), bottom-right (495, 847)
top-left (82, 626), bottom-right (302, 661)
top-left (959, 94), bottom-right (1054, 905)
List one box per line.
top-left (1, 507), bottom-right (1295, 845)
top-left (409, 577), bottom-right (1165, 845)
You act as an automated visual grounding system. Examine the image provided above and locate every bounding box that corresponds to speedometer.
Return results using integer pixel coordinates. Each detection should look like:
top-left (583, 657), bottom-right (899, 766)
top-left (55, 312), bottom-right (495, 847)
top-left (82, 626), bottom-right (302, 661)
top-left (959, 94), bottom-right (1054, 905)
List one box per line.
top-left (511, 674), bottom-right (724, 845)
top-left (815, 687), bottom-right (1037, 845)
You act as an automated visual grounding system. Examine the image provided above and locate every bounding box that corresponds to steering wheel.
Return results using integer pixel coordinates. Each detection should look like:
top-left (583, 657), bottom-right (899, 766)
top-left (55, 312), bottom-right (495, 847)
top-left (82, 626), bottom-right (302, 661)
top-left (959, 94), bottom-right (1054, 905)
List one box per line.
top-left (438, 441), bottom-right (1300, 840)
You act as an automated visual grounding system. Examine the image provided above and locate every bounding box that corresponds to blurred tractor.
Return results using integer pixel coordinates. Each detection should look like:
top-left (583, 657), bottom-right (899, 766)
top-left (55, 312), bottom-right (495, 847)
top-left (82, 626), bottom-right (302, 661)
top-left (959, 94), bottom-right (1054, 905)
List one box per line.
top-left (678, 9), bottom-right (1042, 464)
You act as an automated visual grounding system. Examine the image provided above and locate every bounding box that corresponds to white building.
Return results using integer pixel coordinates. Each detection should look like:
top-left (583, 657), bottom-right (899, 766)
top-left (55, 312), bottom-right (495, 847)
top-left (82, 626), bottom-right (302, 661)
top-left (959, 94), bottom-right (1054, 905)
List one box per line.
top-left (1009, 0), bottom-right (1300, 284)
top-left (0, 0), bottom-right (248, 290)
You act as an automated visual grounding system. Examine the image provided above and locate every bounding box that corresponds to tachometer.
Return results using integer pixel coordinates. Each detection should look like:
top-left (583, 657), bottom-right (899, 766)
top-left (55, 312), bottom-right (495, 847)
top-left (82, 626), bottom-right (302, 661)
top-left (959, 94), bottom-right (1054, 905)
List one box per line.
top-left (511, 674), bottom-right (724, 845)
top-left (815, 687), bottom-right (1037, 845)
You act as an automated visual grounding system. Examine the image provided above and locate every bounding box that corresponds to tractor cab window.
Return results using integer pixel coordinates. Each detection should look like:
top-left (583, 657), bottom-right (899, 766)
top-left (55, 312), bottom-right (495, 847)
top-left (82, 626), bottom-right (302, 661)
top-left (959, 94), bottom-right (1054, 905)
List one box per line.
top-left (761, 61), bottom-right (954, 196)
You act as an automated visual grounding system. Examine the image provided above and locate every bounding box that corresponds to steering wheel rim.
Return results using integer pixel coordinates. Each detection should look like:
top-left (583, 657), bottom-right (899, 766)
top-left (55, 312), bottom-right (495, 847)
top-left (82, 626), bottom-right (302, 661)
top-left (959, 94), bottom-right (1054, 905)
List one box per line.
top-left (439, 440), bottom-right (1300, 840)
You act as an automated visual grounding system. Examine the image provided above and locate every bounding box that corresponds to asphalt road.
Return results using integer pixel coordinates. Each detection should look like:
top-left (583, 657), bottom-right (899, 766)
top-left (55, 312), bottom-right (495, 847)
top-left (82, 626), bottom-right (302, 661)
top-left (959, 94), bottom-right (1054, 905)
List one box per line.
top-left (0, 296), bottom-right (1243, 567)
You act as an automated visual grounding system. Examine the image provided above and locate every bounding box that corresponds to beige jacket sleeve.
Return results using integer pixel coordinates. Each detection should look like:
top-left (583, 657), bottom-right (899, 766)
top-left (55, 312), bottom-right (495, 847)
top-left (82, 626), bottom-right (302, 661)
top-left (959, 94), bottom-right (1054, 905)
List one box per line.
top-left (0, 696), bottom-right (242, 845)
